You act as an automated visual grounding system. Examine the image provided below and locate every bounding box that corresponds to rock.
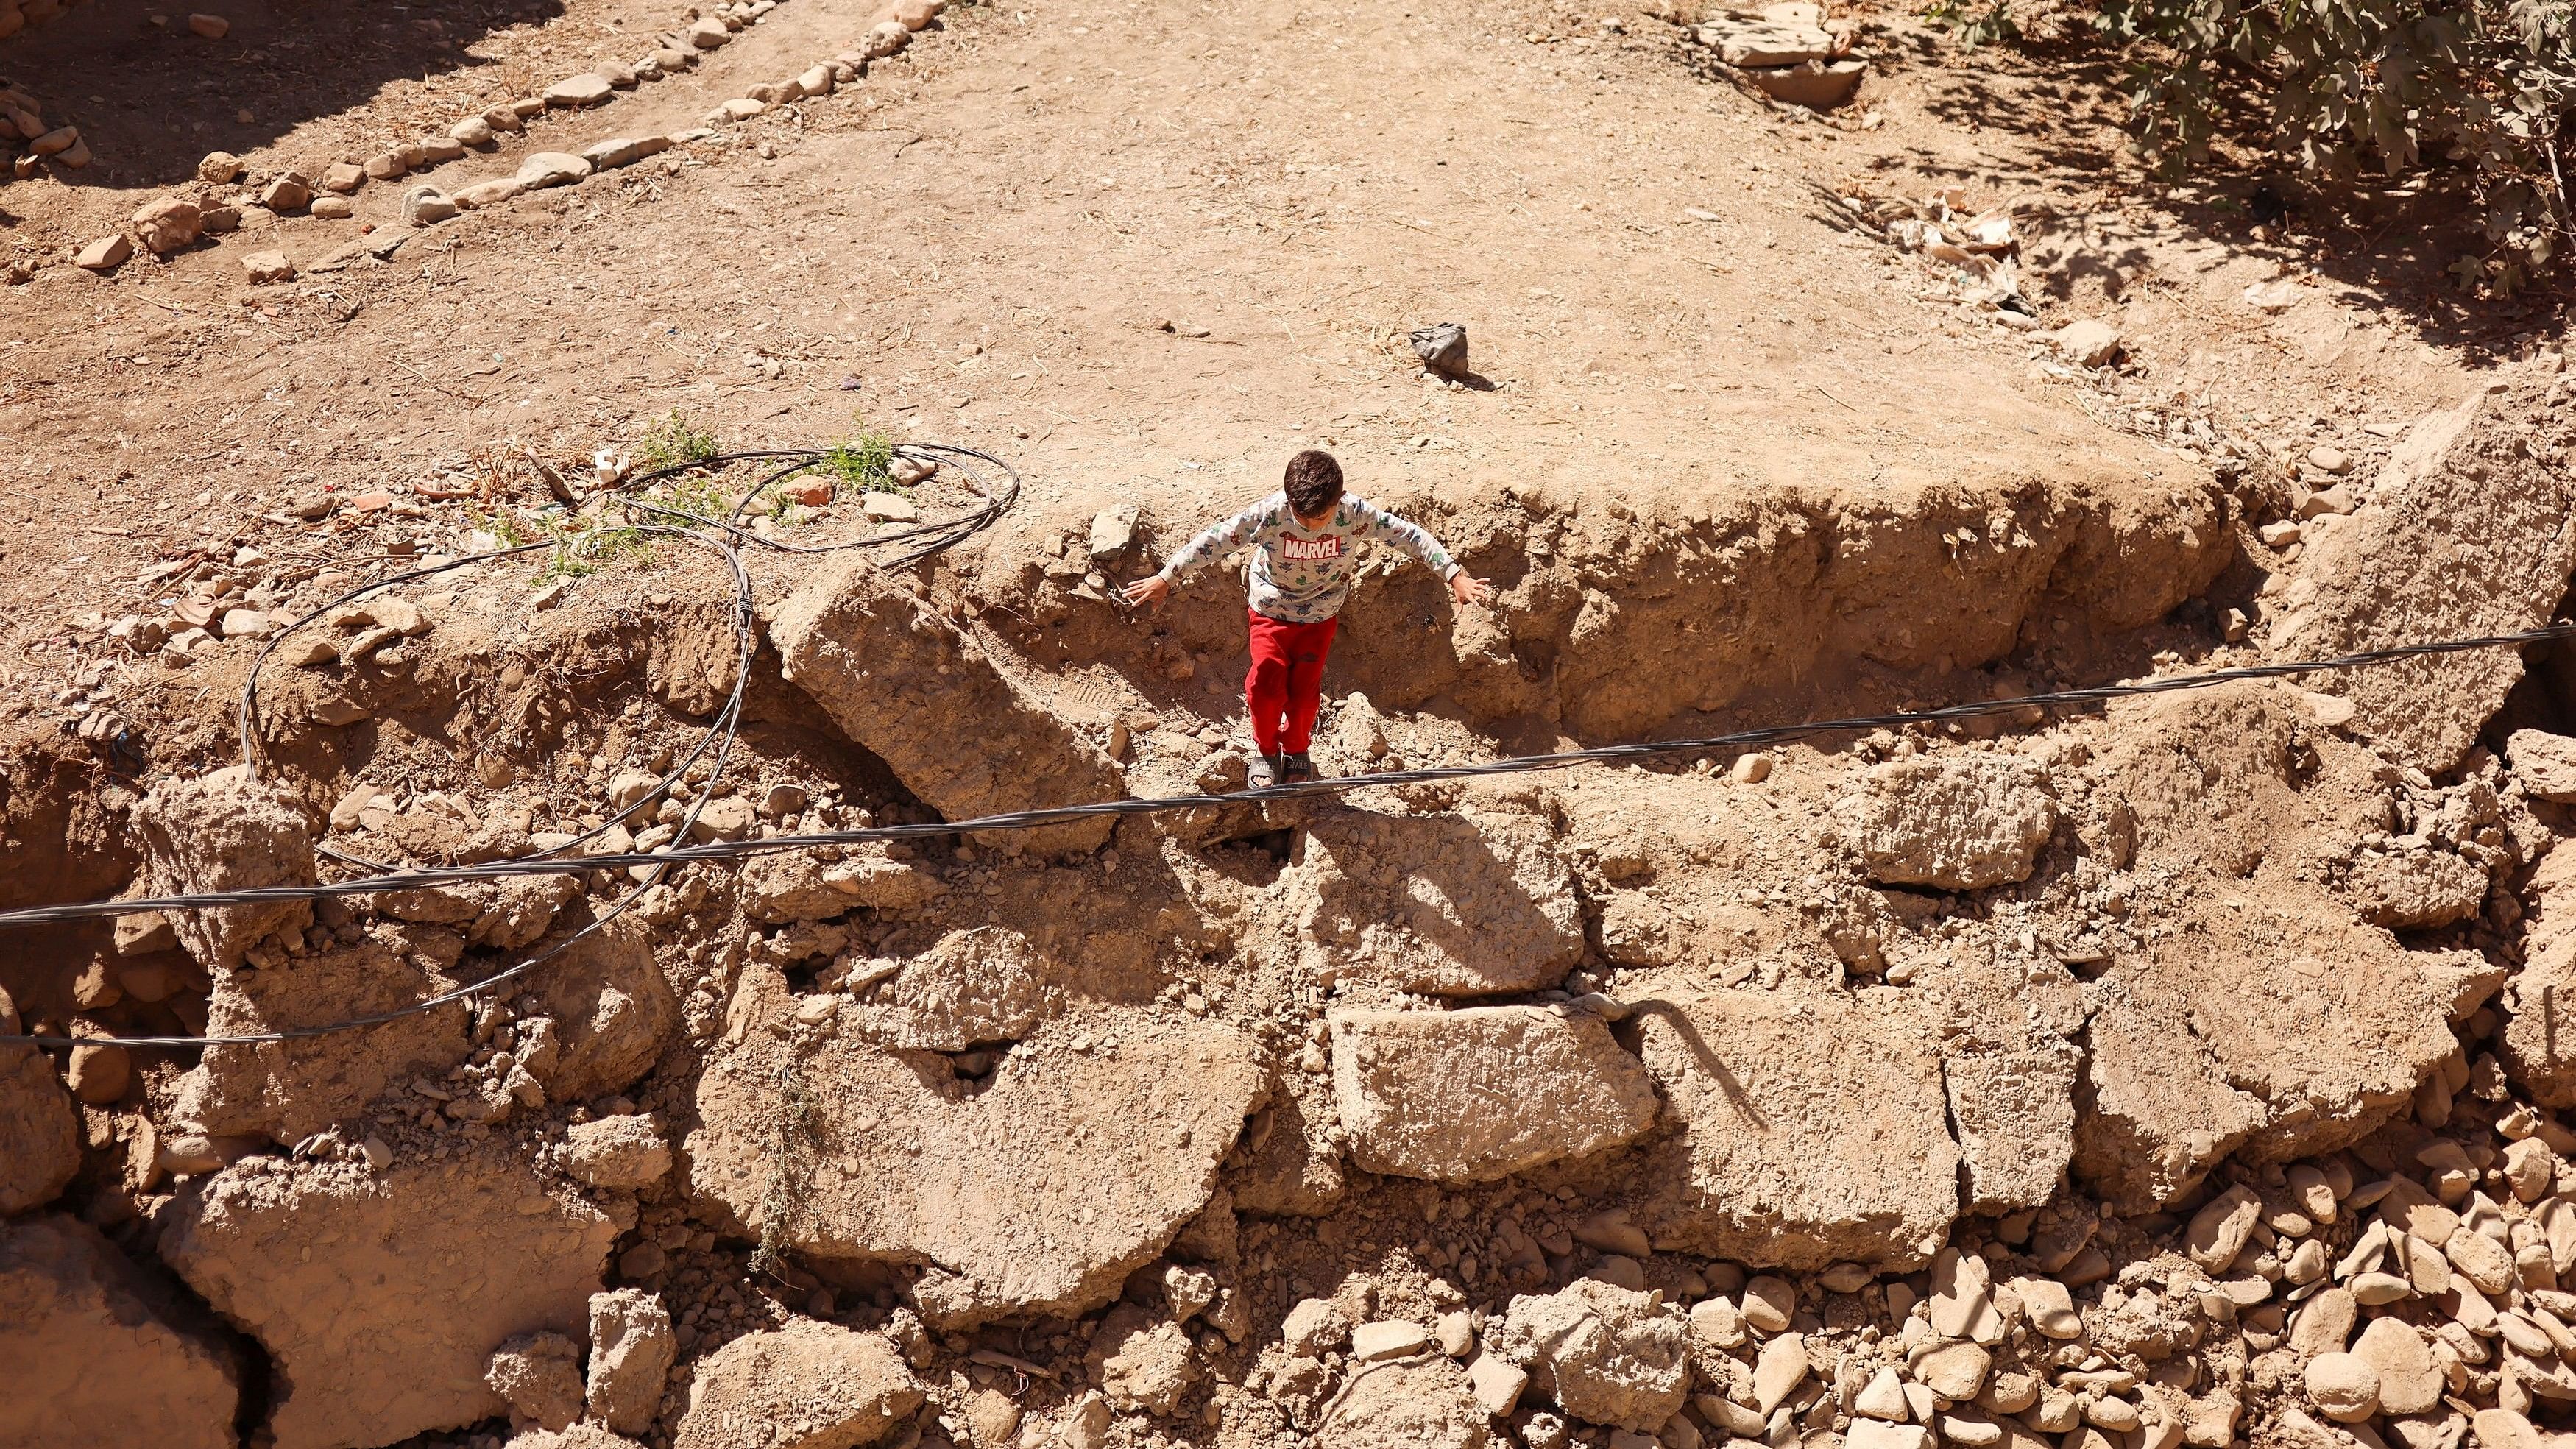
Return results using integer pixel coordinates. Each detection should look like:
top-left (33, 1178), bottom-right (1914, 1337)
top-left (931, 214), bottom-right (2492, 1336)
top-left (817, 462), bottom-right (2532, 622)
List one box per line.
top-left (769, 556), bottom-right (1127, 854)
top-left (197, 149), bottom-right (244, 182)
top-left (1088, 1302), bottom-right (1197, 1413)
top-left (310, 195), bottom-right (355, 219)
top-left (2474, 1409), bottom-right (2544, 1449)
top-left (1, 991), bottom-right (79, 1213)
top-left (799, 63), bottom-right (836, 95)
top-left (67, 1038), bottom-right (130, 1103)
top-left (528, 913), bottom-right (679, 1101)
top-left (735, 845), bottom-right (944, 922)
top-left (2266, 388), bottom-right (2576, 770)
top-left (860, 490), bottom-right (921, 522)
top-left (420, 135), bottom-right (466, 163)
top-left (2508, 729), bottom-right (2576, 803)
top-left (364, 150), bottom-right (408, 180)
top-left (0, 1216), bottom-right (240, 1448)
top-left (75, 233), bottom-right (132, 271)
top-left (687, 960), bottom-right (1266, 1325)
top-left (1914, 1340), bottom-right (1993, 1400)
top-left (320, 160), bottom-right (364, 193)
top-left (2184, 1184), bottom-right (2262, 1270)
top-left (1929, 1247), bottom-right (2006, 1342)
top-left (455, 177), bottom-right (526, 209)
top-left (161, 1144), bottom-right (618, 1449)
top-left (2350, 1317), bottom-right (2441, 1416)
top-left (581, 135), bottom-right (670, 169)
top-left (517, 152), bottom-right (593, 188)
top-left (2447, 1225), bottom-right (2516, 1295)
top-left (1752, 1330), bottom-right (1810, 1412)
top-left (509, 1428), bottom-right (646, 1449)
top-left (30, 124), bottom-right (79, 156)
top-left (1316, 1356), bottom-right (1492, 1449)
top-left (687, 14), bottom-right (730, 45)
top-left (487, 1331), bottom-right (585, 1431)
top-left (710, 97), bottom-right (768, 122)
top-left (1744, 58), bottom-right (1866, 108)
top-left (402, 185), bottom-right (458, 224)
top-left (864, 18), bottom-right (910, 55)
top-left (1283, 1297), bottom-right (1351, 1354)
top-left (1688, 1294), bottom-right (1747, 1347)
top-left (1288, 802), bottom-right (1584, 995)
top-left (1841, 752), bottom-right (2056, 889)
top-left (240, 249), bottom-right (295, 283)
top-left (2051, 319), bottom-right (2122, 367)
top-left (673, 1322), bottom-right (924, 1449)
top-left (1625, 988), bottom-right (1958, 1269)
top-left (1732, 751), bottom-right (1774, 783)
top-left (816, 926), bottom-right (1016, 1039)
top-left (1487, 1280), bottom-right (1691, 1434)
top-left (684, 795), bottom-right (758, 843)
top-left (1410, 322), bottom-right (1471, 376)
top-left (1089, 503), bottom-right (1141, 559)
top-left (2343, 846), bottom-right (2489, 929)
top-left (544, 74), bottom-right (613, 107)
top-left (1353, 1319), bottom-right (1433, 1360)
top-left (2013, 1275), bottom-right (2082, 1338)
top-left (1326, 1005), bottom-right (1658, 1181)
top-left (132, 767), bottom-right (314, 971)
top-left (187, 11), bottom-right (227, 36)
top-left (1847, 1425), bottom-right (1934, 1449)
top-left (2290, 1286), bottom-right (2357, 1358)
top-left (564, 1114), bottom-right (671, 1189)
top-left (2304, 1351), bottom-right (2379, 1423)
top-left (114, 202), bottom-right (193, 260)
top-left (260, 170), bottom-right (314, 210)
top-left (452, 115), bottom-right (498, 146)
top-left (585, 1290), bottom-right (676, 1434)
top-left (1468, 1351), bottom-right (1531, 1417)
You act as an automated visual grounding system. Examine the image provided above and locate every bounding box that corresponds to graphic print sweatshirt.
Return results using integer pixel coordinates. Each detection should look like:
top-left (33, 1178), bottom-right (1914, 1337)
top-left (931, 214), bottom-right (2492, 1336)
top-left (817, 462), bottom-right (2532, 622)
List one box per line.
top-left (1156, 491), bottom-right (1462, 624)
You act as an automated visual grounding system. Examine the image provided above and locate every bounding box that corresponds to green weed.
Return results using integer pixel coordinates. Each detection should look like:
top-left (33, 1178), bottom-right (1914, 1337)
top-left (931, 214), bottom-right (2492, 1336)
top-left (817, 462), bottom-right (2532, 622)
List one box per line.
top-left (634, 411), bottom-right (721, 472)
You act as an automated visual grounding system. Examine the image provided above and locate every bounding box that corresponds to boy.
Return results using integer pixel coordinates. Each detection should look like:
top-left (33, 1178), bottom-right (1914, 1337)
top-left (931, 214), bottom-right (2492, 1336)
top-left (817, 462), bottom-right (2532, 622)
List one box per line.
top-left (1122, 450), bottom-right (1491, 786)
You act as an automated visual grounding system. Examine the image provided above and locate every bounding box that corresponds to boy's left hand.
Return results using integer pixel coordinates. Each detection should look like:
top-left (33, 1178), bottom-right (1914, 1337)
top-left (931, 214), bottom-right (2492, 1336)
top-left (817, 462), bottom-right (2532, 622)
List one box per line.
top-left (1451, 573), bottom-right (1494, 607)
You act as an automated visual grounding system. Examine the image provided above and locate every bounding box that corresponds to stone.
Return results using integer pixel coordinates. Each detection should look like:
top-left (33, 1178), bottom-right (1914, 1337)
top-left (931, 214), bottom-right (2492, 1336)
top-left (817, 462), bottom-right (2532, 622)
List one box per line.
top-left (0, 991), bottom-right (75, 1213)
top-left (2304, 1352), bottom-right (2380, 1423)
top-left (2184, 1184), bottom-right (2263, 1270)
top-left (130, 196), bottom-right (202, 254)
top-left (1841, 752), bottom-right (2056, 889)
top-left (2351, 1317), bottom-right (2441, 1416)
top-left (1468, 1351), bottom-right (1530, 1416)
top-left (687, 960), bottom-right (1266, 1325)
top-left (1315, 1355), bottom-right (1491, 1449)
top-left (864, 18), bottom-right (910, 56)
top-left (363, 150), bottom-right (408, 180)
top-left (452, 115), bottom-right (498, 146)
top-left (527, 913), bottom-right (678, 1101)
top-left (587, 1289), bottom-right (677, 1434)
top-left (1744, 58), bottom-right (1866, 108)
top-left (860, 490), bottom-right (921, 521)
top-left (187, 11), bottom-right (227, 36)
top-left (1855, 1366), bottom-right (1911, 1420)
top-left (1088, 1303), bottom-right (1196, 1413)
top-left (403, 185), bottom-right (458, 224)
top-left (684, 795), bottom-right (757, 843)
top-left (259, 171), bottom-right (312, 210)
top-left (1626, 988), bottom-right (1958, 1269)
top-left (1282, 1297), bottom-right (1351, 1354)
top-left (67, 1038), bottom-right (130, 1103)
top-left (2290, 1287), bottom-right (2357, 1358)
top-left (487, 1332), bottom-right (585, 1431)
top-left (320, 160), bottom-right (365, 193)
top-left (1353, 1319), bottom-right (1433, 1360)
top-left (75, 233), bottom-right (131, 271)
top-left (799, 63), bottom-right (836, 95)
top-left (2268, 389), bottom-right (2576, 770)
top-left (420, 135), bottom-right (466, 163)
top-left (30, 124), bottom-right (79, 156)
top-left (517, 152), bottom-right (593, 189)
top-left (0, 1215), bottom-right (240, 1448)
top-left (581, 135), bottom-right (670, 169)
top-left (1289, 801), bottom-right (1583, 995)
top-left (162, 1144), bottom-right (618, 1449)
top-left (1752, 1331), bottom-right (1810, 1413)
top-left (310, 196), bottom-right (354, 219)
top-left (1487, 1280), bottom-right (1692, 1433)
top-left (672, 1322), bottom-right (924, 1449)
top-left (2012, 1275), bottom-right (2082, 1339)
top-left (132, 767), bottom-right (314, 971)
top-left (2474, 1409), bottom-right (2543, 1449)
top-left (1089, 503), bottom-right (1141, 559)
top-left (240, 249), bottom-right (294, 283)
top-left (846, 925), bottom-right (1061, 1049)
top-left (1914, 1340), bottom-right (1992, 1400)
top-left (2509, 729), bottom-right (2576, 803)
top-left (197, 149), bottom-right (244, 182)
top-left (1326, 1005), bottom-right (1658, 1181)
top-left (454, 177), bottom-right (526, 209)
top-left (544, 74), bottom-right (613, 107)
top-left (687, 14), bottom-right (730, 45)
top-left (2051, 319), bottom-right (2122, 367)
top-left (563, 1113), bottom-right (671, 1189)
top-left (1930, 1246), bottom-right (2006, 1341)
top-left (1688, 1294), bottom-right (1747, 1347)
top-left (1846, 1424), bottom-right (1934, 1449)
top-left (2448, 1226), bottom-right (2517, 1296)
top-left (770, 556), bottom-right (1127, 854)
top-left (710, 98), bottom-right (768, 122)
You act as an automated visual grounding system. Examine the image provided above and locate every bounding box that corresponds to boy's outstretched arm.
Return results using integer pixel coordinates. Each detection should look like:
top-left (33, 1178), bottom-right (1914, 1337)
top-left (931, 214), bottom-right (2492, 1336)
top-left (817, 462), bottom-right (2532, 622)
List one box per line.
top-left (1354, 500), bottom-right (1494, 606)
top-left (1119, 499), bottom-right (1277, 612)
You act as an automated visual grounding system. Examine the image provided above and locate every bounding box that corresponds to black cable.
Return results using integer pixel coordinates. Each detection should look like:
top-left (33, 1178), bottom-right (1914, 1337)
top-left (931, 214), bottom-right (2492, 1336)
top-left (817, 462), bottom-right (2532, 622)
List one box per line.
top-left (10, 617), bottom-right (2575, 1048)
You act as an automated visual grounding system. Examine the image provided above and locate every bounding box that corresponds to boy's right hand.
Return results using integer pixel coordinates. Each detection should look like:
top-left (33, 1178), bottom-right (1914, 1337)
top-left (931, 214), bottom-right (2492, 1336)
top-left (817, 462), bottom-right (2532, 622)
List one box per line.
top-left (1121, 575), bottom-right (1172, 612)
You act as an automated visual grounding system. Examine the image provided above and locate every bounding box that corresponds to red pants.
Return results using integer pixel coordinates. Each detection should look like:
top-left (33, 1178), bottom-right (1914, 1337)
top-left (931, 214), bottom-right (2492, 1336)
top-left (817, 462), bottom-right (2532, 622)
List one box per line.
top-left (1245, 609), bottom-right (1338, 756)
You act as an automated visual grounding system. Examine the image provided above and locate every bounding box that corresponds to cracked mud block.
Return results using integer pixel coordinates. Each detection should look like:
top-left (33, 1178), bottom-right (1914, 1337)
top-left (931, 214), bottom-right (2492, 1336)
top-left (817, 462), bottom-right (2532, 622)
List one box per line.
top-left (770, 556), bottom-right (1126, 854)
top-left (2267, 384), bottom-right (2576, 771)
top-left (672, 1322), bottom-right (924, 1449)
top-left (1288, 803), bottom-right (1584, 996)
top-left (0, 989), bottom-right (80, 1213)
top-left (1328, 1004), bottom-right (1659, 1183)
top-left (1623, 988), bottom-right (1959, 1269)
top-left (687, 960), bottom-right (1266, 1325)
top-left (0, 1214), bottom-right (240, 1449)
top-left (160, 1142), bottom-right (618, 1449)
top-left (2504, 845), bottom-right (2576, 1108)
top-left (1839, 751), bottom-right (2057, 890)
top-left (132, 765), bottom-right (316, 971)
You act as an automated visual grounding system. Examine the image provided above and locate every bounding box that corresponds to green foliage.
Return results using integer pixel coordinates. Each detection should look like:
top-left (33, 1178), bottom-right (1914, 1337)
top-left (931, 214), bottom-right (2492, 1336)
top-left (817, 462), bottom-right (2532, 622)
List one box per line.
top-left (817, 420), bottom-right (896, 492)
top-left (1925, 0), bottom-right (2575, 291)
top-left (634, 410), bottom-right (721, 472)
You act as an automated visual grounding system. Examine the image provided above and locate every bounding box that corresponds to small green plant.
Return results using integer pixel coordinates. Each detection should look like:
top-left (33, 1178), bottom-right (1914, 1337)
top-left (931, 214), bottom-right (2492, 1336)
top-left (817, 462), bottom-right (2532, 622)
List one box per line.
top-left (648, 467), bottom-right (737, 523)
top-left (634, 410), bottom-right (721, 472)
top-left (474, 508), bottom-right (537, 548)
top-left (817, 419), bottom-right (896, 492)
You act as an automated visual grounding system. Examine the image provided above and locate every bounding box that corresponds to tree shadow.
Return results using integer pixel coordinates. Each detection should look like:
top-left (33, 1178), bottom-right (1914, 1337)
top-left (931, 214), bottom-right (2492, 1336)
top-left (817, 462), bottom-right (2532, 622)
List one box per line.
top-left (1, 0), bottom-right (573, 196)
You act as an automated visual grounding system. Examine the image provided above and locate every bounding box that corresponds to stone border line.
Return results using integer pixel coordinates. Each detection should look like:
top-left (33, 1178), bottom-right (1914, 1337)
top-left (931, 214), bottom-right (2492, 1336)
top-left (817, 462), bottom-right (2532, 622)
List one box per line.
top-left (4, 0), bottom-right (949, 283)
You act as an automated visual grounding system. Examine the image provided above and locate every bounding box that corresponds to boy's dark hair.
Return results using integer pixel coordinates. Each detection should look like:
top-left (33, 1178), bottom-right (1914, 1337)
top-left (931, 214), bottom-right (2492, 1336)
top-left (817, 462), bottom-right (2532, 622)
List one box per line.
top-left (1284, 450), bottom-right (1344, 519)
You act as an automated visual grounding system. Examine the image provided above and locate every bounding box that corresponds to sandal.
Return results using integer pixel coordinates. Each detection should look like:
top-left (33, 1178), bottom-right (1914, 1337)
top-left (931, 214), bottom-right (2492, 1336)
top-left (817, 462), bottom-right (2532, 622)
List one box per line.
top-left (1281, 752), bottom-right (1317, 782)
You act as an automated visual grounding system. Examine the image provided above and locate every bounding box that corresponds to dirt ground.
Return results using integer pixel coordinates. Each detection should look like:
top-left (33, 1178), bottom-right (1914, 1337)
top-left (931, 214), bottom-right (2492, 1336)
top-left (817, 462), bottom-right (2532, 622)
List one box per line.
top-left (9, 0), bottom-right (2576, 1447)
